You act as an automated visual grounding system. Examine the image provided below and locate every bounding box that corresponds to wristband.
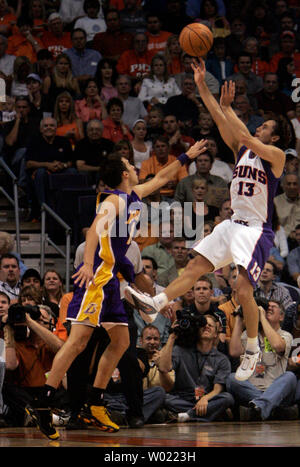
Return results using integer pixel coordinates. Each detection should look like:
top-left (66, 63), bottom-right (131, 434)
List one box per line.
top-left (177, 153), bottom-right (190, 166)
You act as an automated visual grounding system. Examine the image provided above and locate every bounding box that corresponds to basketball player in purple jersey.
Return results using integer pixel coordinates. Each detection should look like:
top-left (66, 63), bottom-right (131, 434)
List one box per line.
top-left (126, 58), bottom-right (289, 382)
top-left (27, 143), bottom-right (207, 439)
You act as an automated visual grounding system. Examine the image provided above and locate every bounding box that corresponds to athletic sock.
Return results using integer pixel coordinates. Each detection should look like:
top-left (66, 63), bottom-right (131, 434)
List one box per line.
top-left (86, 387), bottom-right (105, 406)
top-left (246, 337), bottom-right (259, 353)
top-left (153, 292), bottom-right (168, 311)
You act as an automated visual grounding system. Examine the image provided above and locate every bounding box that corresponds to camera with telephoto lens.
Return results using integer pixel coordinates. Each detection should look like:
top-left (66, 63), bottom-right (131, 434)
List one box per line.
top-left (7, 304), bottom-right (41, 340)
top-left (170, 309), bottom-right (207, 347)
top-left (231, 297), bottom-right (269, 318)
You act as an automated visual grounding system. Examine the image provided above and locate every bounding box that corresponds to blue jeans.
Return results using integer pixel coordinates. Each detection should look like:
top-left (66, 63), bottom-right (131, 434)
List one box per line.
top-left (164, 391), bottom-right (234, 422)
top-left (226, 371), bottom-right (297, 420)
top-left (104, 386), bottom-right (166, 422)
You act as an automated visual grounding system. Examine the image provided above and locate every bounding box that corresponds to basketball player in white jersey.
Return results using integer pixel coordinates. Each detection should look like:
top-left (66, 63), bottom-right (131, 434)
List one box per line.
top-left (125, 58), bottom-right (288, 381)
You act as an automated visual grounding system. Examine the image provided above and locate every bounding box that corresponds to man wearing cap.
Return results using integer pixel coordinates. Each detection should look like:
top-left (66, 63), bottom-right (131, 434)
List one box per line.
top-left (21, 268), bottom-right (42, 290)
top-left (284, 149), bottom-right (299, 174)
top-left (42, 13), bottom-right (72, 59)
top-left (270, 31), bottom-right (300, 78)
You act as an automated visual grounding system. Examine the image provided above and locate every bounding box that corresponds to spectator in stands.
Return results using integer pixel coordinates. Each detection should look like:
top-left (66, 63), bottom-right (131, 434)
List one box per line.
top-left (140, 324), bottom-right (174, 392)
top-left (0, 290), bottom-right (9, 427)
top-left (33, 49), bottom-right (54, 95)
top-left (0, 254), bottom-right (21, 303)
top-left (227, 52), bottom-right (264, 98)
top-left (114, 139), bottom-right (134, 165)
top-left (186, 0), bottom-right (226, 21)
top-left (131, 119), bottom-right (152, 170)
top-left (116, 32), bottom-right (154, 81)
top-left (94, 58), bottom-right (118, 105)
top-left (162, 114), bottom-right (195, 158)
top-left (233, 94), bottom-right (264, 135)
top-left (25, 116), bottom-right (76, 217)
top-left (218, 266), bottom-right (239, 343)
top-left (214, 198), bottom-right (233, 225)
top-left (119, 0), bottom-right (146, 35)
top-left (165, 74), bottom-right (201, 132)
top-left (41, 12), bottom-right (72, 59)
top-left (20, 268), bottom-right (42, 290)
top-left (163, 34), bottom-right (183, 76)
top-left (58, 0), bottom-right (85, 25)
top-left (42, 269), bottom-right (64, 317)
top-left (54, 91), bottom-right (84, 147)
top-left (243, 36), bottom-right (270, 79)
top-left (227, 301), bottom-right (297, 421)
top-left (157, 238), bottom-right (190, 288)
top-left (145, 13), bottom-right (172, 54)
top-left (274, 172), bottom-right (300, 240)
top-left (102, 96), bottom-right (133, 144)
top-left (174, 151), bottom-right (229, 208)
top-left (197, 136), bottom-right (233, 181)
top-left (7, 15), bottom-right (43, 63)
top-left (255, 72), bottom-right (295, 120)
top-left (145, 105), bottom-right (164, 143)
top-left (74, 0), bottom-right (106, 44)
top-left (0, 34), bottom-right (16, 88)
top-left (26, 72), bottom-right (52, 120)
top-left (3, 95), bottom-right (40, 191)
top-left (116, 74), bottom-right (148, 130)
top-left (142, 221), bottom-right (175, 277)
top-left (269, 31), bottom-right (300, 78)
top-left (276, 57), bottom-right (297, 97)
top-left (160, 0), bottom-right (190, 35)
top-left (286, 226), bottom-right (300, 287)
top-left (75, 78), bottom-right (107, 123)
top-left (10, 56), bottom-right (32, 97)
top-left (139, 135), bottom-right (188, 201)
top-left (65, 28), bottom-right (102, 84)
top-left (225, 17), bottom-right (248, 62)
top-left (2, 301), bottom-right (65, 428)
top-left (205, 38), bottom-right (234, 86)
top-left (45, 53), bottom-right (81, 108)
top-left (0, 0), bottom-right (16, 37)
top-left (0, 231), bottom-right (26, 278)
top-left (74, 119), bottom-right (114, 184)
top-left (142, 257), bottom-right (164, 295)
top-left (138, 54), bottom-right (181, 107)
top-left (159, 314), bottom-right (233, 422)
top-left (255, 261), bottom-right (294, 311)
top-left (92, 8), bottom-right (134, 62)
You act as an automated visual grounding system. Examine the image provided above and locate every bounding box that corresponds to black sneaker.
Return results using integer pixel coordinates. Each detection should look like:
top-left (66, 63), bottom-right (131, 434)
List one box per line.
top-left (25, 405), bottom-right (60, 440)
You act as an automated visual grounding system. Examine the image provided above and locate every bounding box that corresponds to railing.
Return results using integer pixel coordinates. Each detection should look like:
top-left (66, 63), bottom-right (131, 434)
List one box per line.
top-left (40, 203), bottom-right (72, 292)
top-left (0, 158), bottom-right (21, 255)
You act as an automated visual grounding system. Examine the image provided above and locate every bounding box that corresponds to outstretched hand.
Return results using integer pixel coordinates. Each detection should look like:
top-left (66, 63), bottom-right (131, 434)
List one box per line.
top-left (220, 80), bottom-right (235, 108)
top-left (191, 58), bottom-right (206, 87)
top-left (186, 139), bottom-right (207, 160)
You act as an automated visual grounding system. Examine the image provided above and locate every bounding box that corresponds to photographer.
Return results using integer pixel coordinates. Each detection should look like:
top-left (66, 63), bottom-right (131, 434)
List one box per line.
top-left (1, 298), bottom-right (65, 430)
top-left (227, 300), bottom-right (297, 421)
top-left (158, 313), bottom-right (234, 422)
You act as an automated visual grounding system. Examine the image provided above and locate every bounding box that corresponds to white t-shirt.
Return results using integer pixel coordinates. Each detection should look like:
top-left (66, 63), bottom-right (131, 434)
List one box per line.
top-left (133, 141), bottom-right (152, 169)
top-left (75, 16), bottom-right (107, 42)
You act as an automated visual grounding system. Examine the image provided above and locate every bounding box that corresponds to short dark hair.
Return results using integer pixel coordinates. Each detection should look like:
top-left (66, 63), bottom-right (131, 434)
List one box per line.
top-left (237, 52), bottom-right (253, 64)
top-left (0, 253), bottom-right (19, 267)
top-left (141, 324), bottom-right (160, 339)
top-left (0, 291), bottom-right (10, 303)
top-left (142, 255), bottom-right (158, 270)
top-left (83, 0), bottom-right (100, 14)
top-left (196, 275), bottom-right (213, 289)
top-left (71, 28), bottom-right (87, 39)
top-left (99, 153), bottom-right (128, 188)
top-left (107, 97), bottom-right (124, 114)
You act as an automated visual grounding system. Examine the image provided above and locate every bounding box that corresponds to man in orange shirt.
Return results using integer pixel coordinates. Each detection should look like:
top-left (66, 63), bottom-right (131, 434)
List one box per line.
top-left (117, 32), bottom-right (154, 80)
top-left (41, 13), bottom-right (72, 59)
top-left (7, 16), bottom-right (44, 63)
top-left (139, 135), bottom-right (188, 200)
top-left (145, 13), bottom-right (172, 54)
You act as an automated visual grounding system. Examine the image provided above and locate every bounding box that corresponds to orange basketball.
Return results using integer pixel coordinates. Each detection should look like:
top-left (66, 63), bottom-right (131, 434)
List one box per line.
top-left (179, 23), bottom-right (214, 57)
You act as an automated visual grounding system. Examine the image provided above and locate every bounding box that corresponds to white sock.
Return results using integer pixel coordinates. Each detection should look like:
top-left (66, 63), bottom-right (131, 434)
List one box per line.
top-left (246, 337), bottom-right (259, 353)
top-left (178, 412), bottom-right (190, 422)
top-left (153, 292), bottom-right (168, 311)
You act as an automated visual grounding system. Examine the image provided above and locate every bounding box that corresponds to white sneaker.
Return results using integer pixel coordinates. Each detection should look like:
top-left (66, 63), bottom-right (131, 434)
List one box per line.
top-left (124, 286), bottom-right (160, 315)
top-left (235, 350), bottom-right (261, 381)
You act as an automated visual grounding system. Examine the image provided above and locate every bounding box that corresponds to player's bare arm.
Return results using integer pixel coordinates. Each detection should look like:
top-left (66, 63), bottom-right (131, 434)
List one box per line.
top-left (72, 194), bottom-right (125, 288)
top-left (191, 58), bottom-right (239, 155)
top-left (134, 139), bottom-right (208, 199)
top-left (220, 81), bottom-right (286, 178)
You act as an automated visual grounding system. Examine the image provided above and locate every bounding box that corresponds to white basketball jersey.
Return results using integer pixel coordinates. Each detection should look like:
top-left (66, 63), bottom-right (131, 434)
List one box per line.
top-left (230, 146), bottom-right (279, 226)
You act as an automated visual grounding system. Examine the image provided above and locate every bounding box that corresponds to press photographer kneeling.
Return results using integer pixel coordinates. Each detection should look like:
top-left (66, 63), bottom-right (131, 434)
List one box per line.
top-left (2, 287), bottom-right (65, 427)
top-left (158, 309), bottom-right (234, 422)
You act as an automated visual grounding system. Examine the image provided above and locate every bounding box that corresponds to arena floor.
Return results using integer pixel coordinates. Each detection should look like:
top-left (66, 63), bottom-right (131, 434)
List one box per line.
top-left (1, 420), bottom-right (300, 451)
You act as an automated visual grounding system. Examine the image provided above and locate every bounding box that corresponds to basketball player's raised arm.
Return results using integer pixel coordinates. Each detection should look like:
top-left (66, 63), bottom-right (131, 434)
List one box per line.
top-left (134, 140), bottom-right (208, 199)
top-left (72, 194), bottom-right (124, 288)
top-left (191, 58), bottom-right (239, 156)
top-left (221, 81), bottom-right (286, 177)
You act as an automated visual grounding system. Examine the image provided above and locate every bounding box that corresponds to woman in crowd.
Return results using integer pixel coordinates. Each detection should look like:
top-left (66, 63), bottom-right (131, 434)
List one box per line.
top-left (163, 35), bottom-right (184, 76)
top-left (102, 97), bottom-right (132, 144)
top-left (11, 56), bottom-right (32, 97)
top-left (138, 54), bottom-right (181, 107)
top-left (95, 57), bottom-right (118, 104)
top-left (131, 119), bottom-right (152, 170)
top-left (42, 269), bottom-right (64, 317)
top-left (28, 0), bottom-right (47, 37)
top-left (114, 139), bottom-right (134, 165)
top-left (277, 57), bottom-right (296, 97)
top-left (75, 78), bottom-right (107, 123)
top-left (54, 91), bottom-right (84, 148)
top-left (45, 53), bottom-right (80, 108)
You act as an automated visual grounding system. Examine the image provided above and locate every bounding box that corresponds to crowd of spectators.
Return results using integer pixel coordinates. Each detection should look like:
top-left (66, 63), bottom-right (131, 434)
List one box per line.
top-left (0, 0), bottom-right (300, 430)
